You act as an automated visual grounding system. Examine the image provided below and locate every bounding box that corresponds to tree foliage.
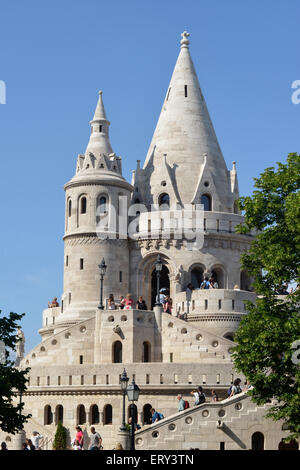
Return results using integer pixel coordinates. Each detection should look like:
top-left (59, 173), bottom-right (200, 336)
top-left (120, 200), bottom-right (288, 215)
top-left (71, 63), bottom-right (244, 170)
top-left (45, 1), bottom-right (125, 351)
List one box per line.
top-left (53, 420), bottom-right (67, 450)
top-left (0, 310), bottom-right (31, 433)
top-left (234, 153), bottom-right (300, 440)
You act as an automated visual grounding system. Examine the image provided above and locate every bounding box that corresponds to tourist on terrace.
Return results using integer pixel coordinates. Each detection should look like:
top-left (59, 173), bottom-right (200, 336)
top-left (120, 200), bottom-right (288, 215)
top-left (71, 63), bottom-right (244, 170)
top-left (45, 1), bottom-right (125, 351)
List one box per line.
top-left (1, 442), bottom-right (8, 451)
top-left (89, 427), bottom-right (102, 450)
top-left (177, 394), bottom-right (185, 412)
top-left (48, 297), bottom-right (59, 308)
top-left (30, 431), bottom-right (43, 450)
top-left (75, 425), bottom-right (84, 449)
top-left (124, 293), bottom-right (134, 309)
top-left (209, 277), bottom-right (219, 289)
top-left (211, 389), bottom-right (218, 402)
top-left (107, 294), bottom-right (116, 310)
top-left (136, 296), bottom-right (147, 310)
top-left (200, 277), bottom-right (210, 289)
top-left (163, 296), bottom-right (172, 314)
top-left (186, 283), bottom-right (193, 293)
top-left (118, 296), bottom-right (126, 309)
top-left (150, 408), bottom-right (162, 423)
top-left (229, 378), bottom-right (242, 398)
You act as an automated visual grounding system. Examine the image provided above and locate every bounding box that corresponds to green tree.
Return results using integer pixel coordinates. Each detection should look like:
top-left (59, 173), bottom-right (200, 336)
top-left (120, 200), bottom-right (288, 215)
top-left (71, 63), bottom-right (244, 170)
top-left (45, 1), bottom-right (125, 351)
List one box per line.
top-left (53, 420), bottom-right (67, 450)
top-left (233, 153), bottom-right (300, 440)
top-left (0, 310), bottom-right (31, 433)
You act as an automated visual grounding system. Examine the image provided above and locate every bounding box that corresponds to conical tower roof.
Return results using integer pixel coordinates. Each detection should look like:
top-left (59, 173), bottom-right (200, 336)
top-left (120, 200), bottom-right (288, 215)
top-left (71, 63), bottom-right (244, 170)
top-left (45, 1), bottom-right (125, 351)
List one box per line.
top-left (142, 32), bottom-right (231, 210)
top-left (85, 90), bottom-right (113, 155)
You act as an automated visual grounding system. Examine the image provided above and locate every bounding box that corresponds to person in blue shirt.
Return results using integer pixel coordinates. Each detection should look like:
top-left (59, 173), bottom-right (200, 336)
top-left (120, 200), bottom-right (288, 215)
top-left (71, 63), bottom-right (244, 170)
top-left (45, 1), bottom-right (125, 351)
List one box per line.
top-left (150, 408), bottom-right (161, 424)
top-left (177, 394), bottom-right (185, 411)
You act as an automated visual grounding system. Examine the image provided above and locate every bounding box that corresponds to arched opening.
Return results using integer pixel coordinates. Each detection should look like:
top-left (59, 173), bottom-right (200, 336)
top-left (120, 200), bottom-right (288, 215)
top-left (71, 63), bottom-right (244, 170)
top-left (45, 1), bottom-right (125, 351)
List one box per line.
top-left (98, 196), bottom-right (107, 214)
top-left (143, 342), bottom-right (151, 362)
top-left (191, 267), bottom-right (203, 289)
top-left (113, 341), bottom-right (122, 363)
top-left (44, 405), bottom-right (53, 425)
top-left (103, 404), bottom-right (112, 425)
top-left (211, 267), bottom-right (224, 288)
top-left (143, 404), bottom-right (152, 425)
top-left (151, 264), bottom-right (170, 309)
top-left (278, 439), bottom-right (299, 450)
top-left (201, 194), bottom-right (212, 211)
top-left (77, 404), bottom-right (86, 425)
top-left (233, 200), bottom-right (239, 214)
top-left (158, 193), bottom-right (170, 209)
top-left (251, 432), bottom-right (264, 450)
top-left (68, 199), bottom-right (72, 217)
top-left (55, 405), bottom-right (63, 425)
top-left (240, 270), bottom-right (252, 291)
top-left (90, 404), bottom-right (100, 425)
top-left (80, 197), bottom-right (87, 214)
top-left (127, 404), bottom-right (138, 423)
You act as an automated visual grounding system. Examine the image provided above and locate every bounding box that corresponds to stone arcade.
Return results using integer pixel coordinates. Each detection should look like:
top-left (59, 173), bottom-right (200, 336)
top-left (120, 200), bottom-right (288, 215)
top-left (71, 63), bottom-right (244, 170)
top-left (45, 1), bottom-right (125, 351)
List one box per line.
top-left (2, 32), bottom-right (297, 450)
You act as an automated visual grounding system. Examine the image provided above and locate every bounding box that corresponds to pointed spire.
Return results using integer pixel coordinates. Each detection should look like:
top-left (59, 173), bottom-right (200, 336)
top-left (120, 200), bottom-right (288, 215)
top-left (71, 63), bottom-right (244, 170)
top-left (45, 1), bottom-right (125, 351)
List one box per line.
top-left (85, 90), bottom-right (113, 156)
top-left (143, 32), bottom-right (231, 210)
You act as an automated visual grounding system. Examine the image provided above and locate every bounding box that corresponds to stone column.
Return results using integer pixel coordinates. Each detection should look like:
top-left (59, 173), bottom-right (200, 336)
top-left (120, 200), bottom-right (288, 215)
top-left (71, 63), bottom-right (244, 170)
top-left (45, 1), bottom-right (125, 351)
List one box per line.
top-left (11, 429), bottom-right (26, 450)
top-left (116, 430), bottom-right (130, 450)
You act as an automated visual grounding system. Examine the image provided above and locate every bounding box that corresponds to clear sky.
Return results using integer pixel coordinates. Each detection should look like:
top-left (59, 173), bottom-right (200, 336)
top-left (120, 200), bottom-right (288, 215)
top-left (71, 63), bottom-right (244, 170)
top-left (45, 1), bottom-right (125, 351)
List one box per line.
top-left (0, 0), bottom-right (299, 352)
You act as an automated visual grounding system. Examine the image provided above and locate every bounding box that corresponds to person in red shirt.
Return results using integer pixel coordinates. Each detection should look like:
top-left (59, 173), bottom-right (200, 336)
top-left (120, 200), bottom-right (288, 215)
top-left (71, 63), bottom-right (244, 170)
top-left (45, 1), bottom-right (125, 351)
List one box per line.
top-left (75, 426), bottom-right (84, 449)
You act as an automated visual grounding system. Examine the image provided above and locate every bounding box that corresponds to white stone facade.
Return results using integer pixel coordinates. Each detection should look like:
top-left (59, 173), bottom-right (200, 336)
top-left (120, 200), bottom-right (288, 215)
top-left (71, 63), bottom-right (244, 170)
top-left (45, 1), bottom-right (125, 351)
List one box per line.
top-left (2, 32), bottom-right (297, 451)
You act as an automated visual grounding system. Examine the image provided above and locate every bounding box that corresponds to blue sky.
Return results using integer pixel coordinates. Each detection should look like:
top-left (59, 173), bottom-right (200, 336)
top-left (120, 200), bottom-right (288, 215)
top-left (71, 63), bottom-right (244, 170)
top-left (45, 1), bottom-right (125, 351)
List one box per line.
top-left (0, 0), bottom-right (299, 352)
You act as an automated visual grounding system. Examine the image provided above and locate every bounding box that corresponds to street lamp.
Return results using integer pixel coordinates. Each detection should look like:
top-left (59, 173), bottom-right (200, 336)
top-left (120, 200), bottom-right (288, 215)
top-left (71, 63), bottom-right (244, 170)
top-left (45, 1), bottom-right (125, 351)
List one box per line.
top-left (155, 254), bottom-right (163, 306)
top-left (126, 378), bottom-right (140, 451)
top-left (97, 258), bottom-right (107, 310)
top-left (120, 368), bottom-right (129, 431)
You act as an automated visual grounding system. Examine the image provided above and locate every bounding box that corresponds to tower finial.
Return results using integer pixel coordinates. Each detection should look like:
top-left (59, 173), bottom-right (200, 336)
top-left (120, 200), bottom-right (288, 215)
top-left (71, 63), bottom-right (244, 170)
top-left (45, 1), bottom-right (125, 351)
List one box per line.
top-left (180, 31), bottom-right (190, 48)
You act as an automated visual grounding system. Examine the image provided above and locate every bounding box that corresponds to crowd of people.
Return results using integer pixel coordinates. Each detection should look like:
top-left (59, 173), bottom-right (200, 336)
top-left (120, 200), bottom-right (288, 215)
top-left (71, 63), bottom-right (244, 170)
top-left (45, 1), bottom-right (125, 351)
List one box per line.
top-left (186, 275), bottom-right (219, 293)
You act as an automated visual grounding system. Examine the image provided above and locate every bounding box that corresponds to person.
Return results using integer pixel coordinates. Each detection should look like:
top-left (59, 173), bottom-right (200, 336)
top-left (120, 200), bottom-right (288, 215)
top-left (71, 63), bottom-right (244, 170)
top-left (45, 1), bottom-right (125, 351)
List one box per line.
top-left (211, 389), bottom-right (218, 402)
top-left (26, 439), bottom-right (35, 450)
top-left (186, 283), bottom-right (193, 293)
top-left (31, 431), bottom-right (43, 450)
top-left (233, 284), bottom-right (240, 290)
top-left (89, 427), bottom-right (102, 450)
top-left (177, 394), bottom-right (185, 412)
top-left (48, 297), bottom-right (59, 308)
top-left (72, 439), bottom-right (82, 450)
top-left (243, 380), bottom-right (253, 392)
top-left (118, 296), bottom-right (126, 309)
top-left (150, 408), bottom-right (162, 423)
top-left (229, 378), bottom-right (242, 398)
top-left (1, 442), bottom-right (8, 451)
top-left (163, 296), bottom-right (172, 314)
top-left (113, 443), bottom-right (124, 450)
top-left (159, 288), bottom-right (167, 304)
top-left (196, 386), bottom-right (206, 404)
top-left (136, 296), bottom-right (147, 310)
top-left (200, 277), bottom-right (210, 289)
top-left (75, 425), bottom-right (84, 449)
top-left (107, 294), bottom-right (116, 310)
top-left (128, 417), bottom-right (141, 431)
top-left (22, 443), bottom-right (29, 451)
top-left (124, 293), bottom-right (134, 309)
top-left (209, 277), bottom-right (218, 289)
top-left (191, 390), bottom-right (200, 406)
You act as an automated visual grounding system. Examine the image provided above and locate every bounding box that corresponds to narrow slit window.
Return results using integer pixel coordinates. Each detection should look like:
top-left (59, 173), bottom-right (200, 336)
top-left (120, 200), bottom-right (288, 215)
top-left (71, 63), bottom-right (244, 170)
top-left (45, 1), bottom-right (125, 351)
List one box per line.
top-left (99, 125), bottom-right (102, 132)
top-left (184, 85), bottom-right (188, 97)
top-left (80, 258), bottom-right (84, 270)
top-left (119, 271), bottom-right (122, 283)
top-left (166, 87), bottom-right (171, 101)
top-left (80, 197), bottom-right (87, 214)
top-left (79, 355), bottom-right (83, 364)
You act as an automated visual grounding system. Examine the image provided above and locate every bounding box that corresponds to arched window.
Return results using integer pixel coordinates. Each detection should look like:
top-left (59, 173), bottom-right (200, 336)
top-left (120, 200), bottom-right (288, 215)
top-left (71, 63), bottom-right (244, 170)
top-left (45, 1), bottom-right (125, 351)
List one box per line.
top-left (98, 196), bottom-right (107, 214)
top-left (68, 200), bottom-right (72, 217)
top-left (113, 341), bottom-right (122, 363)
top-left (143, 404), bottom-right (152, 425)
top-left (127, 404), bottom-right (138, 423)
top-left (158, 193), bottom-right (170, 209)
top-left (191, 267), bottom-right (203, 289)
top-left (55, 405), bottom-right (63, 425)
top-left (143, 342), bottom-right (151, 363)
top-left (77, 404), bottom-right (86, 425)
top-left (211, 267), bottom-right (224, 288)
top-left (80, 197), bottom-right (87, 214)
top-left (201, 194), bottom-right (212, 211)
top-left (103, 404), bottom-right (112, 425)
top-left (44, 405), bottom-right (53, 425)
top-left (233, 200), bottom-right (239, 214)
top-left (90, 404), bottom-right (100, 425)
top-left (251, 432), bottom-right (264, 450)
top-left (240, 270), bottom-right (251, 291)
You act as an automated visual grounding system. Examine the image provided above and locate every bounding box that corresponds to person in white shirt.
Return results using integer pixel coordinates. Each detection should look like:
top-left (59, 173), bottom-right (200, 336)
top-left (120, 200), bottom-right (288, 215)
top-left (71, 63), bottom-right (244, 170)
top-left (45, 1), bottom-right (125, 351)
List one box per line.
top-left (31, 431), bottom-right (43, 450)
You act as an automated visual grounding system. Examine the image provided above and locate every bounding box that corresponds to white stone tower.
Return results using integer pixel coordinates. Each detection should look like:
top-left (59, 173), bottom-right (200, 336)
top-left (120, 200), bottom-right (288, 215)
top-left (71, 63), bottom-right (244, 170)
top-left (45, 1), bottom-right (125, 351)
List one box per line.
top-left (60, 91), bottom-right (132, 326)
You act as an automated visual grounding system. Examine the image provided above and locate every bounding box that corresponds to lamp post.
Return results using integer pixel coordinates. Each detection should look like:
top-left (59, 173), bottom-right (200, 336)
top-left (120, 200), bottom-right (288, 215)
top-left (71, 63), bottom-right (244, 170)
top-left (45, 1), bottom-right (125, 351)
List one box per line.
top-left (126, 378), bottom-right (140, 451)
top-left (154, 254), bottom-right (163, 306)
top-left (120, 369), bottom-right (129, 431)
top-left (97, 258), bottom-right (107, 310)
